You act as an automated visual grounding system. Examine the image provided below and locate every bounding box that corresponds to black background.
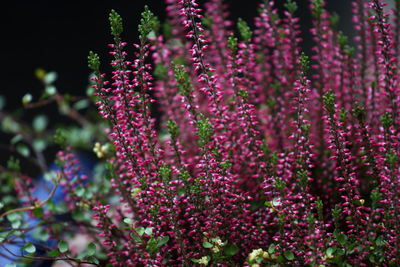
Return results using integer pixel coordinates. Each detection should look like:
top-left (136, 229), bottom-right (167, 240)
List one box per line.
top-left (1, 0), bottom-right (352, 110)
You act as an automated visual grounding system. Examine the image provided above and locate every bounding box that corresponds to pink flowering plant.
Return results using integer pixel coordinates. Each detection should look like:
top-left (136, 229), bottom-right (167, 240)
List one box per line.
top-left (1, 0), bottom-right (400, 266)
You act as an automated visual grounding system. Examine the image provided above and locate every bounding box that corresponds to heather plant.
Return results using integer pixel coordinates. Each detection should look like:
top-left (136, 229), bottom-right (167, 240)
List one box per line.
top-left (1, 0), bottom-right (400, 266)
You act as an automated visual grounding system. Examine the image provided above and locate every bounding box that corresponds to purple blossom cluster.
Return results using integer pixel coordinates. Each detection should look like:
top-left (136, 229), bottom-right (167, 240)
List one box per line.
top-left (59, 0), bottom-right (400, 265)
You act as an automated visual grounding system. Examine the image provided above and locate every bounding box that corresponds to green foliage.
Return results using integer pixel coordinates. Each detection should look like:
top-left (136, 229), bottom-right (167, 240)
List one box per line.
top-left (220, 160), bottom-right (232, 170)
top-left (33, 115), bottom-right (48, 132)
top-left (298, 169), bottom-right (308, 187)
top-left (300, 52), bottom-right (310, 74)
top-left (87, 242), bottom-right (97, 256)
top-left (330, 12), bottom-right (340, 28)
top-left (88, 51), bottom-right (101, 71)
top-left (138, 5), bottom-right (160, 41)
top-left (274, 176), bottom-right (286, 192)
top-left (311, 0), bottom-right (323, 19)
top-left (154, 63), bottom-right (168, 80)
top-left (323, 91), bottom-right (336, 116)
top-left (203, 241), bottom-right (213, 248)
top-left (145, 227), bottom-right (153, 236)
top-left (284, 0), bottom-right (298, 14)
top-left (301, 123), bottom-right (311, 137)
top-left (352, 103), bottom-right (365, 122)
top-left (381, 112), bottom-right (393, 131)
top-left (22, 93), bottom-right (32, 105)
top-left (237, 89), bottom-right (249, 100)
top-left (337, 31), bottom-right (348, 48)
top-left (202, 15), bottom-right (213, 27)
top-left (16, 143), bottom-right (30, 157)
top-left (109, 9), bottom-right (123, 37)
top-left (146, 236), bottom-right (169, 254)
top-left (237, 18), bottom-right (252, 43)
top-left (284, 250), bottom-right (294, 261)
top-left (136, 227), bottom-right (145, 237)
top-left (227, 34), bottom-right (238, 54)
top-left (58, 240), bottom-right (69, 253)
top-left (173, 64), bottom-right (192, 97)
top-left (159, 164), bottom-right (172, 181)
top-left (7, 156), bottom-right (20, 171)
top-left (54, 128), bottom-right (67, 148)
top-left (224, 244), bottom-right (239, 256)
top-left (371, 189), bottom-right (382, 207)
top-left (167, 120), bottom-right (180, 142)
top-left (196, 114), bottom-right (213, 147)
top-left (386, 150), bottom-right (397, 167)
top-left (22, 242), bottom-right (36, 254)
top-left (339, 108), bottom-right (347, 123)
top-left (316, 197), bottom-right (323, 220)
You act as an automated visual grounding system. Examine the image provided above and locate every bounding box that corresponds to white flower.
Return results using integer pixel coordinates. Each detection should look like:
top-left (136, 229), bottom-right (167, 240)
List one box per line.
top-left (249, 248), bottom-right (264, 262)
top-left (198, 256), bottom-right (209, 265)
top-left (93, 142), bottom-right (109, 158)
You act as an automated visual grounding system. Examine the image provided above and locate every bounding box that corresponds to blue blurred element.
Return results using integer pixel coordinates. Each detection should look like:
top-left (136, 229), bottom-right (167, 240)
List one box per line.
top-left (0, 153), bottom-right (94, 266)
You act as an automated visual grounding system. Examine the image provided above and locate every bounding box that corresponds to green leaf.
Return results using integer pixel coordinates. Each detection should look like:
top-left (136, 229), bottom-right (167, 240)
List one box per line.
top-left (45, 85), bottom-right (57, 96)
top-left (22, 242), bottom-right (36, 254)
top-left (33, 139), bottom-right (47, 152)
top-left (145, 227), bottom-right (153, 236)
top-left (73, 99), bottom-right (89, 110)
top-left (75, 186), bottom-right (85, 197)
top-left (49, 250), bottom-right (60, 257)
top-left (136, 227), bottom-right (145, 237)
top-left (335, 233), bottom-right (347, 246)
top-left (375, 235), bottom-right (385, 246)
top-left (10, 134), bottom-right (22, 144)
top-left (22, 93), bottom-right (32, 105)
top-left (284, 250), bottom-right (295, 261)
top-left (87, 242), bottom-right (96, 256)
top-left (44, 71), bottom-right (58, 84)
top-left (203, 241), bottom-right (213, 248)
top-left (58, 240), bottom-right (69, 253)
top-left (87, 256), bottom-right (99, 264)
top-left (268, 243), bottom-right (276, 254)
top-left (7, 212), bottom-right (21, 222)
top-left (72, 209), bottom-right (85, 221)
top-left (33, 207), bottom-right (44, 218)
top-left (177, 188), bottom-right (185, 196)
top-left (32, 115), bottom-right (48, 132)
top-left (224, 244), bottom-right (239, 256)
top-left (5, 263), bottom-right (17, 267)
top-left (77, 249), bottom-right (88, 260)
top-left (16, 143), bottom-right (30, 157)
top-left (146, 238), bottom-right (159, 253)
top-left (326, 247), bottom-right (334, 257)
top-left (33, 227), bottom-right (50, 242)
top-left (11, 220), bottom-right (21, 229)
top-left (157, 236), bottom-right (170, 247)
top-left (123, 218), bottom-right (133, 224)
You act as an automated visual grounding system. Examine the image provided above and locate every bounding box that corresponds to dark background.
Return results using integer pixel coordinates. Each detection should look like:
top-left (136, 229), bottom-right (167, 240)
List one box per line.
top-left (1, 0), bottom-right (353, 110)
